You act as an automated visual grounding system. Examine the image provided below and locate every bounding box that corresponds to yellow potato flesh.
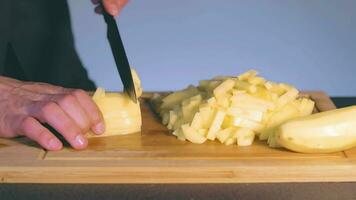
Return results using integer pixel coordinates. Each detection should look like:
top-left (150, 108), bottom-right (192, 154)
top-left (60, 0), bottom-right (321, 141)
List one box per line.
top-left (88, 69), bottom-right (142, 137)
top-left (276, 106), bottom-right (356, 153)
top-left (151, 70), bottom-right (315, 148)
top-left (88, 90), bottom-right (142, 137)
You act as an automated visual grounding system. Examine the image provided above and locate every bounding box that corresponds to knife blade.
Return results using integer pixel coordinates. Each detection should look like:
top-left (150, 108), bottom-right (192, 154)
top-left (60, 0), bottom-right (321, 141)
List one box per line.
top-left (102, 6), bottom-right (137, 103)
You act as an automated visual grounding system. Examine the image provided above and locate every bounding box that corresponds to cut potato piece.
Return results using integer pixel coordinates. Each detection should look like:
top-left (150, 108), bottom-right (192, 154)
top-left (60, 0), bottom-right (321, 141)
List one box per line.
top-left (206, 109), bottom-right (226, 140)
top-left (260, 101), bottom-right (301, 140)
top-left (225, 137), bottom-right (236, 146)
top-left (213, 79), bottom-right (235, 99)
top-left (161, 86), bottom-right (199, 109)
top-left (131, 68), bottom-right (143, 97)
top-left (167, 110), bottom-right (178, 130)
top-left (173, 128), bottom-right (186, 141)
top-left (296, 98), bottom-right (315, 116)
top-left (236, 128), bottom-right (255, 146)
top-left (231, 93), bottom-right (275, 111)
top-left (238, 119), bottom-right (264, 132)
top-left (276, 106), bottom-right (356, 153)
top-left (267, 102), bottom-right (299, 127)
top-left (191, 112), bottom-right (203, 129)
top-left (237, 70), bottom-right (258, 81)
top-left (216, 127), bottom-right (235, 143)
top-left (248, 76), bottom-right (266, 86)
top-left (199, 105), bottom-right (216, 129)
top-left (182, 95), bottom-right (202, 123)
top-left (227, 107), bottom-right (264, 122)
top-left (276, 88), bottom-right (299, 108)
top-left (182, 124), bottom-right (207, 144)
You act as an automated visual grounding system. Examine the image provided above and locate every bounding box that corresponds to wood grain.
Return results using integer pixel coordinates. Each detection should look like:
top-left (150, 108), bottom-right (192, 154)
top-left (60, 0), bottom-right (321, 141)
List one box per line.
top-left (0, 91), bottom-right (355, 184)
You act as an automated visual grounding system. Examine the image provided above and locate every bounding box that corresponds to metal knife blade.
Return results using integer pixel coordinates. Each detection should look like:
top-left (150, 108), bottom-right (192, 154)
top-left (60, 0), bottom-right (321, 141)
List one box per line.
top-left (102, 8), bottom-right (137, 103)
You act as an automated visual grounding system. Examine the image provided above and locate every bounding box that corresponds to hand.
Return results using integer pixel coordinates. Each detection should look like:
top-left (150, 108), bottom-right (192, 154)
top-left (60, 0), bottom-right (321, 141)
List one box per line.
top-left (0, 76), bottom-right (105, 151)
top-left (91, 0), bottom-right (129, 16)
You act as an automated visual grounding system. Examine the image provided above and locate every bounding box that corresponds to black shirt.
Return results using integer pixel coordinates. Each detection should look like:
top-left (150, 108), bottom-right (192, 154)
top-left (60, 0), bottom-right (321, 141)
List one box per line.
top-left (0, 0), bottom-right (96, 90)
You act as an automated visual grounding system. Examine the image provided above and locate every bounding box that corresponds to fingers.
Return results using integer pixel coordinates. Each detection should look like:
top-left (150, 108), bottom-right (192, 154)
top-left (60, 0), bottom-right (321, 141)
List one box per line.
top-left (26, 88), bottom-right (104, 150)
top-left (93, 0), bottom-right (129, 16)
top-left (49, 89), bottom-right (105, 135)
top-left (30, 101), bottom-right (88, 150)
top-left (70, 89), bottom-right (105, 135)
top-left (19, 117), bottom-right (63, 151)
top-left (28, 89), bottom-right (105, 149)
top-left (28, 86), bottom-right (105, 134)
top-left (51, 93), bottom-right (92, 133)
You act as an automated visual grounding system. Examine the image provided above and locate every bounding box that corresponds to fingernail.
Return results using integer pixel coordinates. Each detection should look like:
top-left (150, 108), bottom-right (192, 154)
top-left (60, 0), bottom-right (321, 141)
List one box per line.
top-left (75, 134), bottom-right (87, 148)
top-left (48, 138), bottom-right (62, 150)
top-left (94, 122), bottom-right (105, 134)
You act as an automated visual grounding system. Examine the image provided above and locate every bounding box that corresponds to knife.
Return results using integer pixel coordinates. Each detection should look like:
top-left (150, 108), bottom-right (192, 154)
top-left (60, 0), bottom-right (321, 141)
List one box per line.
top-left (101, 4), bottom-right (137, 103)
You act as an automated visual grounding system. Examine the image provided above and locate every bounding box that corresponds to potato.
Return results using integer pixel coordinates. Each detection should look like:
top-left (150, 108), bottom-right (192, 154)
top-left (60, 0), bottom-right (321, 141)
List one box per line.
top-left (161, 86), bottom-right (199, 109)
top-left (206, 109), bottom-right (226, 140)
top-left (227, 107), bottom-right (264, 122)
top-left (151, 70), bottom-right (315, 148)
top-left (88, 69), bottom-right (142, 137)
top-left (276, 106), bottom-right (356, 153)
top-left (182, 124), bottom-right (207, 144)
top-left (213, 79), bottom-right (235, 99)
top-left (172, 127), bottom-right (186, 141)
top-left (216, 127), bottom-right (235, 143)
top-left (236, 128), bottom-right (255, 146)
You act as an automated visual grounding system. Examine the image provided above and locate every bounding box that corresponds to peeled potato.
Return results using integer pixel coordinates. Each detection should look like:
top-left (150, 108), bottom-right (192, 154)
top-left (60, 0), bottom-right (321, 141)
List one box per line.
top-left (88, 69), bottom-right (142, 137)
top-left (276, 106), bottom-right (356, 153)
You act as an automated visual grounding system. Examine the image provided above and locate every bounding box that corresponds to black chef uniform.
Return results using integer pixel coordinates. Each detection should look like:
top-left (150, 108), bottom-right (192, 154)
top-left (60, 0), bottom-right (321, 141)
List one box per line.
top-left (0, 0), bottom-right (96, 90)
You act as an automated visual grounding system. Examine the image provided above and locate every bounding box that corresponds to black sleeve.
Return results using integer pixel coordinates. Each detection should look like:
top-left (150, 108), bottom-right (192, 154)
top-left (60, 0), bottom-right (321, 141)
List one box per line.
top-left (0, 0), bottom-right (96, 90)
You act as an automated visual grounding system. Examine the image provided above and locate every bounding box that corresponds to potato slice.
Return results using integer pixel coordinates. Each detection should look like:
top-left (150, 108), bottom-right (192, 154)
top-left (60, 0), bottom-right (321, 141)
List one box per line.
top-left (236, 128), bottom-right (255, 146)
top-left (227, 107), bottom-right (264, 122)
top-left (206, 109), bottom-right (226, 140)
top-left (216, 127), bottom-right (235, 144)
top-left (213, 79), bottom-right (235, 99)
top-left (173, 127), bottom-right (186, 141)
top-left (182, 124), bottom-right (207, 144)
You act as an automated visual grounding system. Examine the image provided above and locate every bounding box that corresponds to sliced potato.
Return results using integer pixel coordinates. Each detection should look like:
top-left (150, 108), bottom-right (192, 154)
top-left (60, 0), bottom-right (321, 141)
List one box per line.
top-left (182, 124), bottom-right (207, 144)
top-left (206, 109), bottom-right (226, 140)
top-left (151, 70), bottom-right (315, 149)
top-left (88, 69), bottom-right (143, 137)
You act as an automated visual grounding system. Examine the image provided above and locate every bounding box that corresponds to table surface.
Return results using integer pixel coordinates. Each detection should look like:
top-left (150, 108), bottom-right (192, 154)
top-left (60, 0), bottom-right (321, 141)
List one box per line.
top-left (0, 97), bottom-right (355, 200)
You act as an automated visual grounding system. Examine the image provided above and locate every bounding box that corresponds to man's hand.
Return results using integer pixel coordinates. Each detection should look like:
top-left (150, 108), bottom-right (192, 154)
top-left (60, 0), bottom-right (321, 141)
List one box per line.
top-left (0, 76), bottom-right (105, 151)
top-left (91, 0), bottom-right (129, 16)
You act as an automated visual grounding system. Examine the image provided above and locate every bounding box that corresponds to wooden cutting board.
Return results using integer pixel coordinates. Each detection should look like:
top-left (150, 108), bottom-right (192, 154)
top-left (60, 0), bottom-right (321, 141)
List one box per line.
top-left (0, 91), bottom-right (356, 184)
